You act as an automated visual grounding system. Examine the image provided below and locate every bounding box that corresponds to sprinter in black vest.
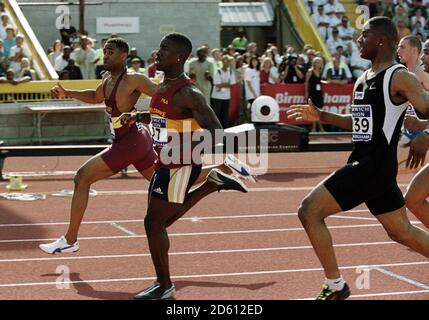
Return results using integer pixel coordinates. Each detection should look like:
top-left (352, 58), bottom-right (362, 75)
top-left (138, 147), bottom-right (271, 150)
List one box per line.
top-left (287, 17), bottom-right (429, 300)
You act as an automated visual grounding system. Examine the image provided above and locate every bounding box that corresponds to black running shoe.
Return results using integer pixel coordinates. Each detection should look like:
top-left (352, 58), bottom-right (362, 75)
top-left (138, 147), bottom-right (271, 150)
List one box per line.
top-left (134, 282), bottom-right (176, 300)
top-left (316, 283), bottom-right (351, 300)
top-left (207, 169), bottom-right (248, 193)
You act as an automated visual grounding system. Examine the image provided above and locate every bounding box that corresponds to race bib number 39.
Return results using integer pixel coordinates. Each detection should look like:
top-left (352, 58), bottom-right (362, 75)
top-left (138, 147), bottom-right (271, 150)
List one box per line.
top-left (352, 104), bottom-right (373, 142)
top-left (149, 116), bottom-right (168, 144)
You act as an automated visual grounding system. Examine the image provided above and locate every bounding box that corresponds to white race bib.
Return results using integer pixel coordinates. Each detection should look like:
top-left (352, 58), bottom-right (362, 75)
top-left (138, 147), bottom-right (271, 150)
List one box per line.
top-left (352, 104), bottom-right (373, 142)
top-left (316, 84), bottom-right (321, 91)
top-left (149, 116), bottom-right (168, 145)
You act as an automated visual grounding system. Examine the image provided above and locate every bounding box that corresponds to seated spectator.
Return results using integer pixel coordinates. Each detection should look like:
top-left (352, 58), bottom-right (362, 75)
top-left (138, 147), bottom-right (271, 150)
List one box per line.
top-left (8, 34), bottom-right (31, 75)
top-left (412, 20), bottom-right (428, 40)
top-left (64, 58), bottom-right (82, 80)
top-left (0, 13), bottom-right (15, 40)
top-left (323, 51), bottom-right (352, 81)
top-left (378, 0), bottom-right (395, 19)
top-left (0, 38), bottom-right (7, 76)
top-left (393, 5), bottom-right (410, 27)
top-left (326, 27), bottom-right (345, 54)
top-left (126, 48), bottom-right (143, 68)
top-left (396, 19), bottom-right (411, 40)
top-left (93, 37), bottom-right (108, 79)
top-left (325, 57), bottom-right (348, 84)
top-left (411, 8), bottom-right (427, 29)
top-left (0, 2), bottom-right (4, 13)
top-left (337, 15), bottom-right (355, 43)
top-left (48, 39), bottom-right (63, 67)
top-left (0, 68), bottom-right (30, 84)
top-left (3, 26), bottom-right (15, 59)
top-left (54, 45), bottom-right (71, 73)
top-left (312, 5), bottom-right (330, 40)
top-left (128, 57), bottom-right (145, 74)
top-left (18, 57), bottom-right (35, 80)
top-left (71, 36), bottom-right (96, 79)
top-left (279, 54), bottom-right (305, 83)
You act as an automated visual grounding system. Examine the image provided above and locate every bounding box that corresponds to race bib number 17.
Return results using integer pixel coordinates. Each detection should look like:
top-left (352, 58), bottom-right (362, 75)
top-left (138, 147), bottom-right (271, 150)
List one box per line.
top-left (149, 116), bottom-right (168, 145)
top-left (352, 104), bottom-right (373, 142)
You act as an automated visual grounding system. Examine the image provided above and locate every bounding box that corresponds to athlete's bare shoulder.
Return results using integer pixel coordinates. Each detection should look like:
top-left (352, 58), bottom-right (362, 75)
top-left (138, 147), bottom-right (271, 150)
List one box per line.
top-left (125, 72), bottom-right (158, 96)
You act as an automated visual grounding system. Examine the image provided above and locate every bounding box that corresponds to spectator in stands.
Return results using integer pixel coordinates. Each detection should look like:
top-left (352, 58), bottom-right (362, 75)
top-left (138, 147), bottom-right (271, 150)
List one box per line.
top-left (128, 57), bottom-right (145, 74)
top-left (412, 20), bottom-right (428, 39)
top-left (0, 2), bottom-right (4, 13)
top-left (410, 0), bottom-right (428, 19)
top-left (0, 14), bottom-right (15, 40)
top-left (326, 27), bottom-right (345, 54)
top-left (93, 37), bottom-right (108, 79)
top-left (188, 47), bottom-right (214, 104)
top-left (305, 57), bottom-right (326, 132)
top-left (48, 39), bottom-right (63, 67)
top-left (211, 55), bottom-right (236, 129)
top-left (379, 0), bottom-right (395, 19)
top-left (54, 45), bottom-right (71, 73)
top-left (393, 5), bottom-right (410, 27)
top-left (0, 38), bottom-right (7, 76)
top-left (279, 53), bottom-right (305, 84)
top-left (244, 55), bottom-right (260, 121)
top-left (3, 25), bottom-right (15, 59)
top-left (18, 57), bottom-right (35, 80)
top-left (126, 47), bottom-right (143, 68)
top-left (246, 42), bottom-right (259, 57)
top-left (225, 44), bottom-right (236, 58)
top-left (0, 68), bottom-right (30, 84)
top-left (411, 8), bottom-right (427, 29)
top-left (71, 35), bottom-right (96, 79)
top-left (147, 49), bottom-right (158, 78)
top-left (59, 15), bottom-right (77, 46)
top-left (270, 45), bottom-right (283, 66)
top-left (325, 56), bottom-right (348, 84)
top-left (337, 15), bottom-right (355, 43)
top-left (63, 58), bottom-right (82, 80)
top-left (8, 34), bottom-right (31, 75)
top-left (209, 48), bottom-right (223, 73)
top-left (260, 57), bottom-right (279, 85)
top-left (396, 19), bottom-right (411, 40)
top-left (231, 29), bottom-right (248, 54)
top-left (312, 5), bottom-right (330, 40)
top-left (301, 48), bottom-right (316, 73)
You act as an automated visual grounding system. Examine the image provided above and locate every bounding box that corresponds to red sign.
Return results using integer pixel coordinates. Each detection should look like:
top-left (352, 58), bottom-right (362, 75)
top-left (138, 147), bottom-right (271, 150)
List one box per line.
top-left (261, 83), bottom-right (354, 124)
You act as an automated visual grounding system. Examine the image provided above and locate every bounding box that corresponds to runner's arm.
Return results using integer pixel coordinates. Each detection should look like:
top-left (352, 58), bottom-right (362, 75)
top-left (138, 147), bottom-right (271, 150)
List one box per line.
top-left (133, 73), bottom-right (159, 96)
top-left (392, 69), bottom-right (429, 118)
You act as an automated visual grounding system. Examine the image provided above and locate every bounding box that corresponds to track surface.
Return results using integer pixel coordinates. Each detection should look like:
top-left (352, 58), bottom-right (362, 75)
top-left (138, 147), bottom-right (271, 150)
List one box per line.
top-left (0, 152), bottom-right (428, 300)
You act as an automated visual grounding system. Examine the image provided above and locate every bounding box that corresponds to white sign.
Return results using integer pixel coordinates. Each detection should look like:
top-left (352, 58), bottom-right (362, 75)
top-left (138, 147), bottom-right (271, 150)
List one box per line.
top-left (96, 17), bottom-right (140, 34)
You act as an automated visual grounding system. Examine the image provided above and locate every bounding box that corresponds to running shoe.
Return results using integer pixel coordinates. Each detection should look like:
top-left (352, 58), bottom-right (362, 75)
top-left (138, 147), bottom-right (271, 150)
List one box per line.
top-left (224, 154), bottom-right (256, 182)
top-left (316, 283), bottom-right (351, 300)
top-left (134, 282), bottom-right (176, 300)
top-left (39, 236), bottom-right (79, 254)
top-left (207, 168), bottom-right (248, 193)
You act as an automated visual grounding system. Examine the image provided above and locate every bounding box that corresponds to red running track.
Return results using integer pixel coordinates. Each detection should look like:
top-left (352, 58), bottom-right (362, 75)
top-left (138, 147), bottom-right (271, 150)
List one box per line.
top-left (0, 152), bottom-right (427, 300)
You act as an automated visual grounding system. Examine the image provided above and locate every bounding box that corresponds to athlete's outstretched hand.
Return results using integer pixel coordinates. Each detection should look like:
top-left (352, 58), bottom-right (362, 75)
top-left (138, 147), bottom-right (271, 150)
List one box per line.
top-left (287, 99), bottom-right (322, 123)
top-left (406, 133), bottom-right (429, 169)
top-left (118, 112), bottom-right (137, 127)
top-left (51, 83), bottom-right (67, 99)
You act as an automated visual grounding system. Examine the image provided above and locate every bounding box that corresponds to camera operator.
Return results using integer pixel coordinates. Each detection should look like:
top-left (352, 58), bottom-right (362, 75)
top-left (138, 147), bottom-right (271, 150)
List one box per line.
top-left (279, 54), bottom-right (304, 83)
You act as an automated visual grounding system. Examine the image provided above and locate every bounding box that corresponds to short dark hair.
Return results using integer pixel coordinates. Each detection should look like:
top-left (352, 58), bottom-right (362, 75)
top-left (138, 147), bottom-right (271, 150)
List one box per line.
top-left (105, 38), bottom-right (129, 54)
top-left (368, 16), bottom-right (398, 45)
top-left (164, 33), bottom-right (192, 56)
top-left (402, 35), bottom-right (422, 53)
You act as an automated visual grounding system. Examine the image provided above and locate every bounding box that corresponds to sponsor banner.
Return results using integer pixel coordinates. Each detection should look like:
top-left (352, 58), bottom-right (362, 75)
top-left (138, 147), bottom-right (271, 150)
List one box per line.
top-left (261, 83), bottom-right (354, 124)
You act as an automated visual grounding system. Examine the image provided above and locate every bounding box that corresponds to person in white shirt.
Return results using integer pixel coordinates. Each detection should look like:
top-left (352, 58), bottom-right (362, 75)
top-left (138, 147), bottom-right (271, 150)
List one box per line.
top-left (337, 15), bottom-right (355, 43)
top-left (244, 56), bottom-right (261, 121)
top-left (326, 28), bottom-right (345, 54)
top-left (312, 5), bottom-right (330, 40)
top-left (8, 34), bottom-right (31, 75)
top-left (54, 45), bottom-right (71, 73)
top-left (211, 56), bottom-right (237, 128)
top-left (71, 35), bottom-right (96, 79)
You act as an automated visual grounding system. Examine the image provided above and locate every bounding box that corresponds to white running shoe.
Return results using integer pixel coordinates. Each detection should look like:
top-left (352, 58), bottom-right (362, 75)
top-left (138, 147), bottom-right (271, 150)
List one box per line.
top-left (39, 236), bottom-right (79, 254)
top-left (207, 168), bottom-right (248, 193)
top-left (224, 154), bottom-right (256, 182)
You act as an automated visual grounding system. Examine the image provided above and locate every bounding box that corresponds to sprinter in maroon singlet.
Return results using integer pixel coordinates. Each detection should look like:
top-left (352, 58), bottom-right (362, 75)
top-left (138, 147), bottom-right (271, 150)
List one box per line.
top-left (39, 38), bottom-right (158, 254)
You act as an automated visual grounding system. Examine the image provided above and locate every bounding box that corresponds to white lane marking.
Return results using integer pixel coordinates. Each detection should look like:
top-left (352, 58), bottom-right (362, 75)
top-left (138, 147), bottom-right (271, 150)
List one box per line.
top-left (109, 222), bottom-right (136, 236)
top-left (0, 240), bottom-right (398, 263)
top-left (371, 266), bottom-right (429, 290)
top-left (0, 261), bottom-right (426, 288)
top-left (0, 223), bottom-right (388, 243)
top-left (295, 289), bottom-right (429, 300)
